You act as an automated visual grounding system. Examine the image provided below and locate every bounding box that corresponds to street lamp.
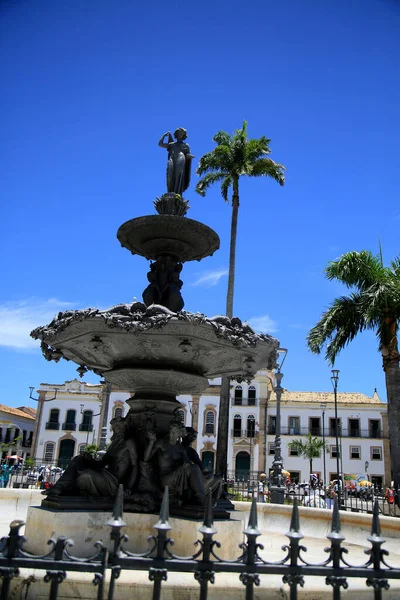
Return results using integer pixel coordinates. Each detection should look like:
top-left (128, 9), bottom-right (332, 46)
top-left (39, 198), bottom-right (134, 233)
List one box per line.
top-left (331, 369), bottom-right (341, 500)
top-left (320, 403), bottom-right (327, 485)
top-left (80, 404), bottom-right (102, 445)
top-left (270, 348), bottom-right (288, 504)
top-left (29, 387), bottom-right (58, 402)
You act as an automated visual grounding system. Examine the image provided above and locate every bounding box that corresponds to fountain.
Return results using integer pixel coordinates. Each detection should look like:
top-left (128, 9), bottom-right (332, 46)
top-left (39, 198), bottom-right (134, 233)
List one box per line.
top-left (29, 127), bottom-right (280, 520)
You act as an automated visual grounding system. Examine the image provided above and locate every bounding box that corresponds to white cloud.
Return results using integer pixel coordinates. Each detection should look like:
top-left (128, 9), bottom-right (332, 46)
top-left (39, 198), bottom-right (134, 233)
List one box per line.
top-left (192, 268), bottom-right (228, 287)
top-left (247, 314), bottom-right (278, 333)
top-left (0, 298), bottom-right (77, 350)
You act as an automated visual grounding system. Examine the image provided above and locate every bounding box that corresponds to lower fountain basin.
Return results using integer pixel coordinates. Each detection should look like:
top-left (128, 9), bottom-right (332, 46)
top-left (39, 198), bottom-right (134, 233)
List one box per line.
top-left (31, 303), bottom-right (280, 389)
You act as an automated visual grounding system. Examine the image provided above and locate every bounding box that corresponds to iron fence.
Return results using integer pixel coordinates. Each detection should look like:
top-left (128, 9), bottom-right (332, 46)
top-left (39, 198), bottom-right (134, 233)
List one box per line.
top-left (226, 475), bottom-right (400, 518)
top-left (1, 485), bottom-right (400, 600)
top-left (0, 459), bottom-right (64, 489)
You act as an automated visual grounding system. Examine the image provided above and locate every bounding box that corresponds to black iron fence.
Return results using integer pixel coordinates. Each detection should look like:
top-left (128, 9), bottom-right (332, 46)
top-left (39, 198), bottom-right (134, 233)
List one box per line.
top-left (1, 486), bottom-right (400, 600)
top-left (226, 474), bottom-right (400, 518)
top-left (0, 460), bottom-right (64, 489)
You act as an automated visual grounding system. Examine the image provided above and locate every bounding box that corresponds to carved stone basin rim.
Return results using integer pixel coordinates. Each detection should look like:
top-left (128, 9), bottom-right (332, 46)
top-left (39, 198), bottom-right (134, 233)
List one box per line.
top-left (31, 303), bottom-right (280, 382)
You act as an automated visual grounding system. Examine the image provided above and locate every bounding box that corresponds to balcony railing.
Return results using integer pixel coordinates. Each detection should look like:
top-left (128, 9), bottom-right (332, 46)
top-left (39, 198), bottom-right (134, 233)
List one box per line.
top-left (266, 426), bottom-right (385, 438)
top-left (45, 422), bottom-right (60, 430)
top-left (231, 398), bottom-right (259, 406)
top-left (231, 429), bottom-right (259, 439)
top-left (79, 423), bottom-right (93, 432)
top-left (62, 422), bottom-right (77, 431)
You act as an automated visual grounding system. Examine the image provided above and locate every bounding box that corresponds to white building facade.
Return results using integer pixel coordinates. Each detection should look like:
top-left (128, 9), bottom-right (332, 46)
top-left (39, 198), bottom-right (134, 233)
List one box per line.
top-left (31, 380), bottom-right (132, 466)
top-left (0, 404), bottom-right (36, 461)
top-left (30, 376), bottom-right (390, 487)
top-left (265, 389), bottom-right (389, 488)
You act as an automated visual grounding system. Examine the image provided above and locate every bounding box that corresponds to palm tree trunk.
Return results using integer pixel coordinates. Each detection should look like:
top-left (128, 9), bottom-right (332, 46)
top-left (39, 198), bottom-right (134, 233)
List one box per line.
top-left (384, 354), bottom-right (400, 489)
top-left (225, 180), bottom-right (239, 319)
top-left (215, 180), bottom-right (239, 478)
top-left (309, 459), bottom-right (313, 481)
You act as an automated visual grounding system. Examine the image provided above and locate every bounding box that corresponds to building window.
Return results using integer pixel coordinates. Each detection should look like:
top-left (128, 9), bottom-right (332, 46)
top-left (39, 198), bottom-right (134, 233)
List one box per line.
top-left (233, 414), bottom-right (242, 437)
top-left (348, 419), bottom-right (360, 437)
top-left (113, 407), bottom-right (124, 419)
top-left (369, 420), bottom-right (381, 439)
top-left (329, 418), bottom-right (341, 437)
top-left (371, 447), bottom-right (382, 460)
top-left (247, 415), bottom-right (255, 438)
top-left (268, 416), bottom-right (276, 435)
top-left (350, 446), bottom-right (361, 459)
top-left (290, 471), bottom-right (300, 484)
top-left (289, 447), bottom-right (299, 456)
top-left (80, 410), bottom-right (93, 432)
top-left (330, 445), bottom-right (339, 458)
top-left (63, 409), bottom-right (76, 431)
top-left (288, 417), bottom-right (300, 435)
top-left (248, 386), bottom-right (256, 406)
top-left (309, 417), bottom-right (321, 436)
top-left (205, 411), bottom-right (215, 434)
top-left (46, 409), bottom-right (60, 430)
top-left (234, 386), bottom-right (243, 405)
top-left (44, 442), bottom-right (55, 463)
top-left (268, 442), bottom-right (275, 455)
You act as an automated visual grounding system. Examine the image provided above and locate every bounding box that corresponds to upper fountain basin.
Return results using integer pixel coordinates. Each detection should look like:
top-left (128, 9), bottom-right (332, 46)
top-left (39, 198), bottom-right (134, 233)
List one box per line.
top-left (117, 215), bottom-right (220, 262)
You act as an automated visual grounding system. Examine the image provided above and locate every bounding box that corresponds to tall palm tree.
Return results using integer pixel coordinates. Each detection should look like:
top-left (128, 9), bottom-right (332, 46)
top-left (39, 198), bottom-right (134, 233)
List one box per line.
top-left (196, 122), bottom-right (285, 476)
top-left (307, 250), bottom-right (400, 487)
top-left (288, 433), bottom-right (329, 480)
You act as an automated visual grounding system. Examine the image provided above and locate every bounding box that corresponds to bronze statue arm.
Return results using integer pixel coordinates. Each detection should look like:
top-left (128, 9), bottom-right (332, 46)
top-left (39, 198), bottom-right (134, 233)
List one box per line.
top-left (144, 430), bottom-right (159, 461)
top-left (158, 132), bottom-right (173, 149)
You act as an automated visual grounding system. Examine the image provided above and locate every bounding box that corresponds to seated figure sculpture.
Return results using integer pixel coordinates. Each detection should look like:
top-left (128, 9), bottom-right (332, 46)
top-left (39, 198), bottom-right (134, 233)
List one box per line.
top-left (181, 427), bottom-right (223, 502)
top-left (42, 416), bottom-right (138, 498)
top-left (145, 421), bottom-right (206, 507)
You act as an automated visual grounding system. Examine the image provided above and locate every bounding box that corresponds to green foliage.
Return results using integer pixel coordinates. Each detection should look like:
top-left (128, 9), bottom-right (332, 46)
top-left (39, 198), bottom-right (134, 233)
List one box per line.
top-left (195, 121), bottom-right (285, 203)
top-left (24, 457), bottom-right (35, 469)
top-left (288, 433), bottom-right (329, 465)
top-left (81, 443), bottom-right (100, 458)
top-left (307, 250), bottom-right (400, 364)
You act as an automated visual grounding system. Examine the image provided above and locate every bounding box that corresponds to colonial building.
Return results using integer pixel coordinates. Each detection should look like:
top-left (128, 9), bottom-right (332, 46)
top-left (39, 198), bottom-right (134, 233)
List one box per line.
top-left (0, 404), bottom-right (36, 460)
top-left (265, 388), bottom-right (389, 488)
top-left (31, 380), bottom-right (131, 466)
top-left (30, 375), bottom-right (390, 486)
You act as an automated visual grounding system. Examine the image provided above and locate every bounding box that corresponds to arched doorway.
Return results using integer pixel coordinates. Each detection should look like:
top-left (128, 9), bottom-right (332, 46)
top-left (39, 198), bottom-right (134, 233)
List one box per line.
top-left (58, 439), bottom-right (75, 469)
top-left (235, 451), bottom-right (250, 480)
top-left (202, 451), bottom-right (214, 472)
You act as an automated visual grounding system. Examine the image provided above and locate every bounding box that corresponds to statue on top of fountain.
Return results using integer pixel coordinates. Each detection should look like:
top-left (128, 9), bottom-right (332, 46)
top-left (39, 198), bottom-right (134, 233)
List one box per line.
top-left (158, 128), bottom-right (194, 196)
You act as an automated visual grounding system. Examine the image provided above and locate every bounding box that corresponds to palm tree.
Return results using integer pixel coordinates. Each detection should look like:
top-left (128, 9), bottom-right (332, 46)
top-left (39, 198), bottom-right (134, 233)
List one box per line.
top-left (196, 122), bottom-right (285, 476)
top-left (288, 433), bottom-right (329, 480)
top-left (307, 250), bottom-right (400, 487)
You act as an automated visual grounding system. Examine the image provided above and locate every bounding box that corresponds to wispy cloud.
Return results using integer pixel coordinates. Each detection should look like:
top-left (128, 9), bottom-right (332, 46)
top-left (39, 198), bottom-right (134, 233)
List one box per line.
top-left (0, 298), bottom-right (77, 350)
top-left (247, 314), bottom-right (278, 333)
top-left (192, 268), bottom-right (228, 288)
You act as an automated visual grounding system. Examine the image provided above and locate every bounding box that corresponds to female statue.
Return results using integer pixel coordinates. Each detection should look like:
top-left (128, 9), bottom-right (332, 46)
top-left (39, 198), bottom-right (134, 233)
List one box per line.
top-left (158, 128), bottom-right (193, 196)
top-left (42, 417), bottom-right (138, 498)
top-left (145, 422), bottom-right (206, 507)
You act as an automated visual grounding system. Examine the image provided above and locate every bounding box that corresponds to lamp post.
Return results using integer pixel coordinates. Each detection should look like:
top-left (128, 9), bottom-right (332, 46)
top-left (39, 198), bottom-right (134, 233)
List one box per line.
top-left (270, 348), bottom-right (288, 504)
top-left (80, 404), bottom-right (102, 446)
top-left (320, 403), bottom-right (327, 486)
top-left (331, 369), bottom-right (341, 502)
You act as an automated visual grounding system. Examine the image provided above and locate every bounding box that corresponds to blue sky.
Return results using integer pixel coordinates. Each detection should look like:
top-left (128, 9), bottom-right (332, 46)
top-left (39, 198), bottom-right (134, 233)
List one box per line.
top-left (1, 0), bottom-right (399, 407)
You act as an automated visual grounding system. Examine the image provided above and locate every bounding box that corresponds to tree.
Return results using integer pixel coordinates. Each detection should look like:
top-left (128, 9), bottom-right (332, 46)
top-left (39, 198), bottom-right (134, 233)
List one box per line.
top-left (288, 433), bottom-right (329, 480)
top-left (196, 121), bottom-right (285, 476)
top-left (307, 250), bottom-right (400, 487)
